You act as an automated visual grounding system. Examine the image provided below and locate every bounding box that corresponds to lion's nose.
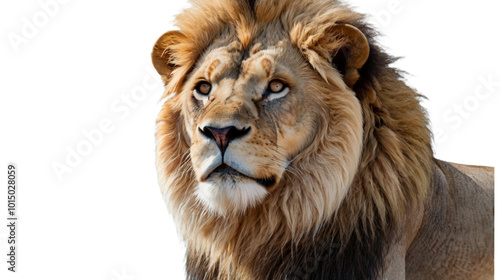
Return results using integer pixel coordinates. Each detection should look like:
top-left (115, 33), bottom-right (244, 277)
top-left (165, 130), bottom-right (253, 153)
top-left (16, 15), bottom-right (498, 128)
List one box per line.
top-left (199, 125), bottom-right (251, 156)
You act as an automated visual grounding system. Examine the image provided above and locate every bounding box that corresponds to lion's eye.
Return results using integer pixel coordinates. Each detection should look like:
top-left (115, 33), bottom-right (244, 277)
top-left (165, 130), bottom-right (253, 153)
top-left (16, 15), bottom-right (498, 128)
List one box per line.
top-left (268, 80), bottom-right (285, 93)
top-left (264, 79), bottom-right (289, 101)
top-left (195, 81), bottom-right (212, 96)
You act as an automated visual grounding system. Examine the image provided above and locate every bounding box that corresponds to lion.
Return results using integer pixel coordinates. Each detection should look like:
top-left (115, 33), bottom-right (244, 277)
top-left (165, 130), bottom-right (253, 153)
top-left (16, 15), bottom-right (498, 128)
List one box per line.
top-left (152, 0), bottom-right (494, 279)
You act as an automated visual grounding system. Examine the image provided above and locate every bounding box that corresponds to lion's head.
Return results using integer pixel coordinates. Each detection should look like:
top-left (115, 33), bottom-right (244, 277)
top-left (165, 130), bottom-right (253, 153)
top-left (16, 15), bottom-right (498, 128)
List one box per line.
top-left (154, 0), bottom-right (433, 279)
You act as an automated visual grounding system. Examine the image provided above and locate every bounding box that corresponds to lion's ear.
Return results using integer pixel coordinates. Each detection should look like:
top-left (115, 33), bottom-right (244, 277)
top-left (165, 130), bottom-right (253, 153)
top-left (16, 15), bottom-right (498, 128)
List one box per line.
top-left (152, 30), bottom-right (186, 80)
top-left (328, 24), bottom-right (370, 88)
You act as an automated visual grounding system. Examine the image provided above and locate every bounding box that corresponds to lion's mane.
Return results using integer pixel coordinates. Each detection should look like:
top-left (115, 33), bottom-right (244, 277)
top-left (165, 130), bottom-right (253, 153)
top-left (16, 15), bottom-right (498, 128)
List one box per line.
top-left (155, 0), bottom-right (433, 279)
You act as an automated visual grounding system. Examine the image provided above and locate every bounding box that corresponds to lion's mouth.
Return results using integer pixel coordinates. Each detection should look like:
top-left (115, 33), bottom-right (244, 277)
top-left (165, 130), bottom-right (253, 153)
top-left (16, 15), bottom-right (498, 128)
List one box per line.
top-left (206, 164), bottom-right (276, 188)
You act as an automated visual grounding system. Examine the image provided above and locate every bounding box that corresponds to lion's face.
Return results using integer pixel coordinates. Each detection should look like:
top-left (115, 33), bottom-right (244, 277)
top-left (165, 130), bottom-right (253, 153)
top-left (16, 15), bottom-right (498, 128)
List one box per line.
top-left (171, 37), bottom-right (363, 215)
top-left (183, 40), bottom-right (315, 213)
top-left (154, 7), bottom-right (371, 217)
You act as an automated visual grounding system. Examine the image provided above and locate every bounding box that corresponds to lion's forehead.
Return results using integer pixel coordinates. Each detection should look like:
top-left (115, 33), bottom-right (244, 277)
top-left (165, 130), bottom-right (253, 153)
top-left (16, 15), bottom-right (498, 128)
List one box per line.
top-left (201, 41), bottom-right (288, 86)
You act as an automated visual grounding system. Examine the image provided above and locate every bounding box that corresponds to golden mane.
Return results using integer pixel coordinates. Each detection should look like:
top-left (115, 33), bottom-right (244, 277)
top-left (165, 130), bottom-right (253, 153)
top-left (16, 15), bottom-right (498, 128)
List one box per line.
top-left (155, 0), bottom-right (434, 278)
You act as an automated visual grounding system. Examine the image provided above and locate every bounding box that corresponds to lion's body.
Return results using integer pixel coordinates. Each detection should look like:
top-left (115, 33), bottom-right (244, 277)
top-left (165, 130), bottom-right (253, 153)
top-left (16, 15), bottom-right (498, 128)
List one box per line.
top-left (405, 161), bottom-right (494, 279)
top-left (152, 0), bottom-right (494, 279)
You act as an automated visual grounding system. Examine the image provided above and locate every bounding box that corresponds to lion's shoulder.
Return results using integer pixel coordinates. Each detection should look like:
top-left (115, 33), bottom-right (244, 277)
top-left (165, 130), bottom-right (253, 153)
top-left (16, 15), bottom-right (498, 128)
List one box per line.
top-left (405, 160), bottom-right (494, 279)
top-left (448, 162), bottom-right (494, 191)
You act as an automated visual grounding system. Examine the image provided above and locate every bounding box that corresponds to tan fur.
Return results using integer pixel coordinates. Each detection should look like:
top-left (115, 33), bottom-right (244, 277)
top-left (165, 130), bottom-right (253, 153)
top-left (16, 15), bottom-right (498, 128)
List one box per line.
top-left (153, 0), bottom-right (493, 279)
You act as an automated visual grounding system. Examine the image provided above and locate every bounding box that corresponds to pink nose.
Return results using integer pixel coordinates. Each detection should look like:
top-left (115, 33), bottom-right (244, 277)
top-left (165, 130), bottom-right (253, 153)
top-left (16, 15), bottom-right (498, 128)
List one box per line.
top-left (199, 126), bottom-right (251, 156)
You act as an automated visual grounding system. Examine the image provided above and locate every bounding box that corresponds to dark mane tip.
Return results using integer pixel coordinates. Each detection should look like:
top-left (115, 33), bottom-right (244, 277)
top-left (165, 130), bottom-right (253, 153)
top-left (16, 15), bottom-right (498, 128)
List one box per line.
top-left (238, 0), bottom-right (256, 10)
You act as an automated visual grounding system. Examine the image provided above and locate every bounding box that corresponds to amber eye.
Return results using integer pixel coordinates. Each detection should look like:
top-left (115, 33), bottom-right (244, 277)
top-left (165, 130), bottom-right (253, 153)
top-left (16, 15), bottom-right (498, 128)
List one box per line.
top-left (268, 80), bottom-right (285, 93)
top-left (195, 81), bottom-right (212, 95)
top-left (263, 79), bottom-right (289, 101)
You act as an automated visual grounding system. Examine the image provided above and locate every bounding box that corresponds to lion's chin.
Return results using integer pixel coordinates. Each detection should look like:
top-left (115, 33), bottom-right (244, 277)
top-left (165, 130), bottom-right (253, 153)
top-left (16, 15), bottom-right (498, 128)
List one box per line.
top-left (195, 174), bottom-right (268, 215)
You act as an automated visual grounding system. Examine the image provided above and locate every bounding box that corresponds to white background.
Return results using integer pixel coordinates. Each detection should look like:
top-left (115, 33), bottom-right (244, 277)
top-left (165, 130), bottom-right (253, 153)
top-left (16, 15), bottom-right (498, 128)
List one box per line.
top-left (0, 0), bottom-right (498, 279)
